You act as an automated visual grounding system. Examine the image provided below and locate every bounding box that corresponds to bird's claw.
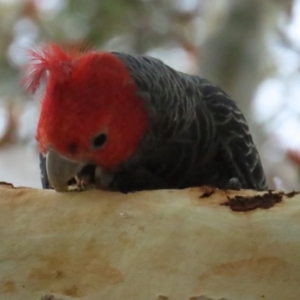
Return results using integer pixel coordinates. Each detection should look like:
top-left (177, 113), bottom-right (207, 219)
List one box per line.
top-left (226, 177), bottom-right (242, 190)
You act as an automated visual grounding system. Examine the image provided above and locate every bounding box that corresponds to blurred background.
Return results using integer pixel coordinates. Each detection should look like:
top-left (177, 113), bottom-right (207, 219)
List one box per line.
top-left (0, 0), bottom-right (299, 190)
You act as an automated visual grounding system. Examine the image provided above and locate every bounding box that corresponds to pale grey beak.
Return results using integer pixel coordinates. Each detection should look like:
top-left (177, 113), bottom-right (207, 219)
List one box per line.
top-left (46, 149), bottom-right (85, 192)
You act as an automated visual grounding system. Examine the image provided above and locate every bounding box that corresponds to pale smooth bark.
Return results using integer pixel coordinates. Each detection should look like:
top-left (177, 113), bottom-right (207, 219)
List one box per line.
top-left (0, 184), bottom-right (299, 300)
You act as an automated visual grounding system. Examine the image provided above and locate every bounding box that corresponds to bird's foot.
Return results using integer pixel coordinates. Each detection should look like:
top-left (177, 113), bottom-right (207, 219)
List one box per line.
top-left (226, 177), bottom-right (242, 190)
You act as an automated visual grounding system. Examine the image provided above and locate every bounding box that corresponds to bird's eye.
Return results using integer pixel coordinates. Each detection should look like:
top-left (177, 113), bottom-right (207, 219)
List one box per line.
top-left (92, 133), bottom-right (107, 148)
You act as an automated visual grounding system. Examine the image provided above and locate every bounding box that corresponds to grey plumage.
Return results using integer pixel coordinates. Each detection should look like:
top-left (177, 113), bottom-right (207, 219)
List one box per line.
top-left (110, 52), bottom-right (267, 191)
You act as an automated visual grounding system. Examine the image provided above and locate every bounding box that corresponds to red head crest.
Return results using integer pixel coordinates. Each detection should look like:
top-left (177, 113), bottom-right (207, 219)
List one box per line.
top-left (23, 44), bottom-right (80, 94)
top-left (24, 43), bottom-right (149, 170)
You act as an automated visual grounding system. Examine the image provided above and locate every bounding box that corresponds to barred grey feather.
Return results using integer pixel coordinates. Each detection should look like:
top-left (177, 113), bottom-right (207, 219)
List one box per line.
top-left (110, 52), bottom-right (267, 191)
